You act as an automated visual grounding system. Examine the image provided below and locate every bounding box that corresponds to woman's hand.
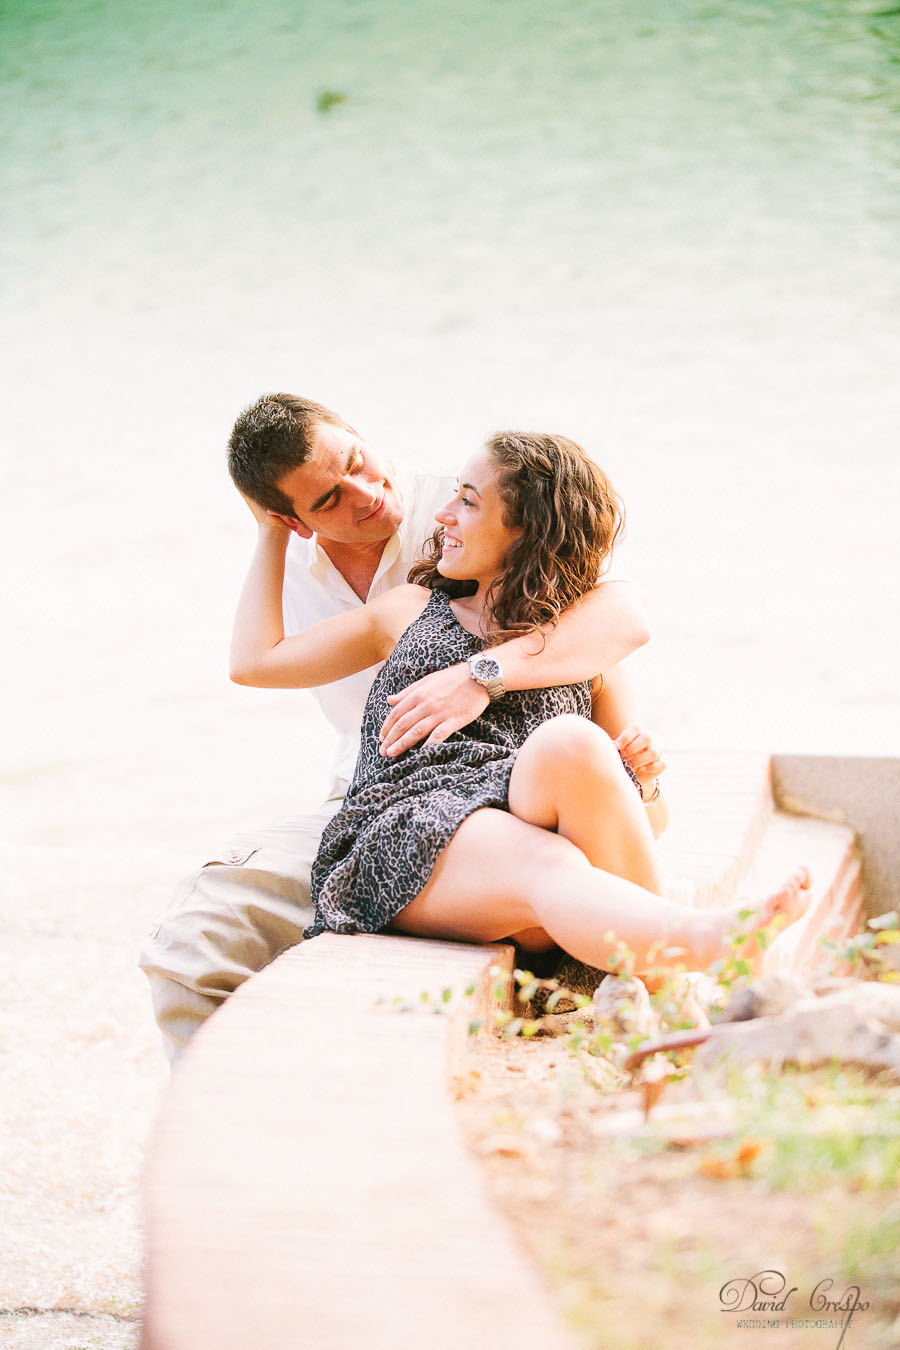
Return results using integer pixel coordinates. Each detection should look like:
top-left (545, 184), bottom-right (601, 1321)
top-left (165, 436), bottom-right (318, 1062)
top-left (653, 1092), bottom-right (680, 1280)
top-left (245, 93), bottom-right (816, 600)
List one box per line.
top-left (614, 724), bottom-right (666, 800)
top-left (380, 663), bottom-right (489, 757)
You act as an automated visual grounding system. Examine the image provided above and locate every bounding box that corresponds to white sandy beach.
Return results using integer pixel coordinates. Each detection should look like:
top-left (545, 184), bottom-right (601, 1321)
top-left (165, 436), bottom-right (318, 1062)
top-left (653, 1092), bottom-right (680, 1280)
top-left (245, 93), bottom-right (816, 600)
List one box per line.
top-left (1, 1), bottom-right (899, 1345)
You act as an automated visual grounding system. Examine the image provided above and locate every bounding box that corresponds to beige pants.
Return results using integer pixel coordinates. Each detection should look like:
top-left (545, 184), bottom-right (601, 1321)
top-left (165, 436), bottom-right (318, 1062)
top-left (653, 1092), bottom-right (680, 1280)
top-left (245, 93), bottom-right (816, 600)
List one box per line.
top-left (139, 798), bottom-right (343, 1065)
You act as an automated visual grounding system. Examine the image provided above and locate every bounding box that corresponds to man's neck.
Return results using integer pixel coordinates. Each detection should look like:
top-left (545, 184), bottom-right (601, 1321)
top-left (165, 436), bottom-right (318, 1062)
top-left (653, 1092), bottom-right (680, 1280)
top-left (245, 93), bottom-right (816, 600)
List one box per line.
top-left (318, 536), bottom-right (390, 602)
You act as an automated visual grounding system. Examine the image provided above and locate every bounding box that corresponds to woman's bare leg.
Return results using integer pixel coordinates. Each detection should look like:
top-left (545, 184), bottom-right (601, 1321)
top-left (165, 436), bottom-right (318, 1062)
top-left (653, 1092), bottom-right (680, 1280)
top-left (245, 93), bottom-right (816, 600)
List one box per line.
top-left (387, 807), bottom-right (811, 976)
top-left (507, 715), bottom-right (665, 893)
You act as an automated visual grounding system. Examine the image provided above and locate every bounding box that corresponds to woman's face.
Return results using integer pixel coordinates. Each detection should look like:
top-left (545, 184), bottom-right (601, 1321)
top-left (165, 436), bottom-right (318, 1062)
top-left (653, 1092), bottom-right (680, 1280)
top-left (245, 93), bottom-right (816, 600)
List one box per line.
top-left (434, 449), bottom-right (521, 590)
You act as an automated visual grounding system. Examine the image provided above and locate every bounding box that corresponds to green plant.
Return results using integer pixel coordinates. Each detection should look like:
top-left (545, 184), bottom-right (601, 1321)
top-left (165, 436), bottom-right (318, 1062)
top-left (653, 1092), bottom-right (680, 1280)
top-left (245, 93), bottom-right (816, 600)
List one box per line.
top-left (315, 90), bottom-right (348, 114)
top-left (712, 1063), bottom-right (900, 1191)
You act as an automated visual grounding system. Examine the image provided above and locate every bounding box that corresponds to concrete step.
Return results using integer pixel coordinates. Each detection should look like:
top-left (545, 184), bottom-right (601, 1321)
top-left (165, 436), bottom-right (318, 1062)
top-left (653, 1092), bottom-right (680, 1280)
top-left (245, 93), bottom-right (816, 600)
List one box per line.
top-left (142, 933), bottom-right (579, 1350)
top-left (744, 812), bottom-right (864, 976)
top-left (657, 752), bottom-right (865, 976)
top-left (657, 750), bottom-right (774, 905)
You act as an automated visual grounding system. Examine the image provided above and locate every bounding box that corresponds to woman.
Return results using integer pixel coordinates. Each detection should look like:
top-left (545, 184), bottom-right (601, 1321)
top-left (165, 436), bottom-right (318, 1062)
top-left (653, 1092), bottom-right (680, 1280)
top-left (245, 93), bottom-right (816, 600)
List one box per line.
top-left (231, 432), bottom-right (809, 976)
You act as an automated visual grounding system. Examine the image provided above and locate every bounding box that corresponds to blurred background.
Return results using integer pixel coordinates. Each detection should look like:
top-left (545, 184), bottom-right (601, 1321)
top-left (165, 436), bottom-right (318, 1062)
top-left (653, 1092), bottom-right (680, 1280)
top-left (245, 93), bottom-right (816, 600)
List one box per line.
top-left (1, 5), bottom-right (898, 1335)
top-left (3, 0), bottom-right (899, 856)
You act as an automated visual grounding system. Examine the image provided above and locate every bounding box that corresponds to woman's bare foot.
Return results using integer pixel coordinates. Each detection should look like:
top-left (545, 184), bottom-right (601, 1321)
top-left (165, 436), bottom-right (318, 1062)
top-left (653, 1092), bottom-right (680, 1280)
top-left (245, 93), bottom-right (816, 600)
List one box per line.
top-left (707, 867), bottom-right (812, 973)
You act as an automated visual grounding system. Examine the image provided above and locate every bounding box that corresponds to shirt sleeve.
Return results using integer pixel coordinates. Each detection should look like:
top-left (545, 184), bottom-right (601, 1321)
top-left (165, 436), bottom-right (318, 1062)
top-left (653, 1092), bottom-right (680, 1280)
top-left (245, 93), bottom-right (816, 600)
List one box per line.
top-left (281, 535), bottom-right (311, 636)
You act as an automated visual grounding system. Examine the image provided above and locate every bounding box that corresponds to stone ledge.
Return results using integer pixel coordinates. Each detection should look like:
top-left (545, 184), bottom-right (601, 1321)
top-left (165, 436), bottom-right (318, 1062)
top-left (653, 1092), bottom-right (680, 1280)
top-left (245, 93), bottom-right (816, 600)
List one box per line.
top-left (141, 934), bottom-right (578, 1350)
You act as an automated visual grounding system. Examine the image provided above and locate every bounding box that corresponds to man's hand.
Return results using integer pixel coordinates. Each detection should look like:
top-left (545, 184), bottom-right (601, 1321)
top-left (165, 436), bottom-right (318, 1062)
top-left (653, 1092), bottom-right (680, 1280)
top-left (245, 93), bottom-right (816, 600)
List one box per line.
top-left (239, 489), bottom-right (290, 532)
top-left (379, 663), bottom-right (489, 757)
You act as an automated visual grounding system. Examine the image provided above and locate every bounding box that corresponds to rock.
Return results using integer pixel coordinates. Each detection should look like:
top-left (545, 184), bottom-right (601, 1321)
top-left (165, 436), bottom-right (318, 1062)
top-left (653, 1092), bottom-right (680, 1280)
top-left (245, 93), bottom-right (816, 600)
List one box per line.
top-left (694, 994), bottom-right (900, 1078)
top-left (810, 978), bottom-right (900, 1034)
top-left (592, 975), bottom-right (661, 1040)
top-left (717, 972), bottom-right (812, 1023)
top-left (534, 1007), bottom-right (593, 1038)
top-left (719, 973), bottom-right (900, 1036)
top-left (650, 972), bottom-right (713, 1030)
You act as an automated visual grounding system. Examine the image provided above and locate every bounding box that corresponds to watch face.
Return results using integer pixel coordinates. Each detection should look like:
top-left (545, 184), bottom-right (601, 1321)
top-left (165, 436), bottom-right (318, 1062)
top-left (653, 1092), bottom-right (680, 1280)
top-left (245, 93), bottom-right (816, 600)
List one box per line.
top-left (473, 657), bottom-right (501, 681)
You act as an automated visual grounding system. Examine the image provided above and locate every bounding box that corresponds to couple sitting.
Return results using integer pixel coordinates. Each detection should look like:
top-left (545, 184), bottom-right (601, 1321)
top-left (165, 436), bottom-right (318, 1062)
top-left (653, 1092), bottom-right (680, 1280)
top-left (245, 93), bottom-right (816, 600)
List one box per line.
top-left (141, 393), bottom-right (810, 1065)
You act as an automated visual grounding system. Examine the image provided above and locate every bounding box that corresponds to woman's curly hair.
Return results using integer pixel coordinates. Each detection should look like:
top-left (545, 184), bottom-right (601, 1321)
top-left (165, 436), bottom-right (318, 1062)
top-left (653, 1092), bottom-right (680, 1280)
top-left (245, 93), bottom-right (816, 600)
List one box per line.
top-left (407, 431), bottom-right (624, 647)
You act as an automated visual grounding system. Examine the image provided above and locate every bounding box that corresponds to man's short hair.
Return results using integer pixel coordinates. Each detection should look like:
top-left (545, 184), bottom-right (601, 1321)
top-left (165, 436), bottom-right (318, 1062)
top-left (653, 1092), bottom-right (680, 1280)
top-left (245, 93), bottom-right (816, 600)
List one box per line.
top-left (227, 393), bottom-right (351, 517)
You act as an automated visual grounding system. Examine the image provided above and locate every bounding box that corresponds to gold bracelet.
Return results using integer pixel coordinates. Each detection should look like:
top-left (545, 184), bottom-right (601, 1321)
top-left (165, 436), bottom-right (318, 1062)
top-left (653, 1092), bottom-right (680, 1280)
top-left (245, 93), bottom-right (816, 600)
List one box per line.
top-left (642, 778), bottom-right (660, 804)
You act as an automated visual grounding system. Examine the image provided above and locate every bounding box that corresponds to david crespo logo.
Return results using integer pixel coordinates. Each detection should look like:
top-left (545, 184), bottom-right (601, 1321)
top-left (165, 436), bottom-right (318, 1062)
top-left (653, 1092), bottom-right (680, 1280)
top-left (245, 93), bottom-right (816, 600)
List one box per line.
top-left (719, 1270), bottom-right (870, 1347)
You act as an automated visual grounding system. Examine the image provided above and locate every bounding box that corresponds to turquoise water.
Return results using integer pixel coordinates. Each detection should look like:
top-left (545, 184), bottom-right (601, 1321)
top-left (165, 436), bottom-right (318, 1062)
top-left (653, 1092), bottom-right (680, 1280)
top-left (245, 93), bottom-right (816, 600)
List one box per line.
top-left (2, 0), bottom-right (899, 846)
top-left (4, 1), bottom-right (898, 438)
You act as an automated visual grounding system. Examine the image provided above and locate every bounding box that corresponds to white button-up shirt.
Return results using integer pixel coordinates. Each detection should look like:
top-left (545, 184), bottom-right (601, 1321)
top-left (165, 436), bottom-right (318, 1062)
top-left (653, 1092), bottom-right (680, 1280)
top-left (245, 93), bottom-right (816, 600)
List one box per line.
top-left (281, 470), bottom-right (454, 793)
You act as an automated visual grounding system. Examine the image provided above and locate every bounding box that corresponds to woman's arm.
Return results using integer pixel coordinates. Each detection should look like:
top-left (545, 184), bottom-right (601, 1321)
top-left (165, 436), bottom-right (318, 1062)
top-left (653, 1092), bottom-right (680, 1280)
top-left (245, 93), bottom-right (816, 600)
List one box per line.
top-left (591, 665), bottom-right (670, 838)
top-left (379, 580), bottom-right (649, 756)
top-left (494, 580), bottom-right (649, 685)
top-left (229, 516), bottom-right (425, 689)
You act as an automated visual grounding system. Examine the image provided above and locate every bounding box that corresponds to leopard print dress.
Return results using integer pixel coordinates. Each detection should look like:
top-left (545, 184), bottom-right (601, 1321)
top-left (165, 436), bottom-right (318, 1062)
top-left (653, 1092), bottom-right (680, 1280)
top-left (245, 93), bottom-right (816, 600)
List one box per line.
top-left (305, 587), bottom-right (593, 938)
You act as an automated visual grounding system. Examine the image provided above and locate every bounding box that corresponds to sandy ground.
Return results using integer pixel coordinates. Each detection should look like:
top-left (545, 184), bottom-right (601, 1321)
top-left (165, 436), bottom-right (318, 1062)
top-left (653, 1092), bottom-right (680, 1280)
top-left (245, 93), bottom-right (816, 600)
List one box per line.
top-left (455, 1035), bottom-right (900, 1350)
top-left (0, 846), bottom-right (182, 1349)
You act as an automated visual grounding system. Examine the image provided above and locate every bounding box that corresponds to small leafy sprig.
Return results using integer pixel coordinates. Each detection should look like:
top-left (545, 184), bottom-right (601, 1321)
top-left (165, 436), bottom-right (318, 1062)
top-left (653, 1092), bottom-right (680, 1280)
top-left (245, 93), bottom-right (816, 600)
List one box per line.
top-left (829, 910), bottom-right (900, 981)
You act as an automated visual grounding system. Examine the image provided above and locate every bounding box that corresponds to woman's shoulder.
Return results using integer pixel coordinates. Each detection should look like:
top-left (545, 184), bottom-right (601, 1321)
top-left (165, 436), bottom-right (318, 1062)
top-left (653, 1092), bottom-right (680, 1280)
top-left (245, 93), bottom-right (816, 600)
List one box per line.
top-left (367, 583), bottom-right (432, 637)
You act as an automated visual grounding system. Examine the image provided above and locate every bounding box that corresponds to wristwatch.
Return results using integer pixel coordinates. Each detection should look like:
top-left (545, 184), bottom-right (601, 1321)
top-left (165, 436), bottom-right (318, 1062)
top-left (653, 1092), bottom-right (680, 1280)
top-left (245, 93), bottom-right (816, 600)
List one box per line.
top-left (467, 653), bottom-right (505, 701)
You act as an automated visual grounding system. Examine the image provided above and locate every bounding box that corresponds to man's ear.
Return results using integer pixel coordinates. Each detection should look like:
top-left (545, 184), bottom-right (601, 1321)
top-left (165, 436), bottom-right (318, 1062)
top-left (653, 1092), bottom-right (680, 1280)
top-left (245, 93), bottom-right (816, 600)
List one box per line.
top-left (271, 511), bottom-right (314, 540)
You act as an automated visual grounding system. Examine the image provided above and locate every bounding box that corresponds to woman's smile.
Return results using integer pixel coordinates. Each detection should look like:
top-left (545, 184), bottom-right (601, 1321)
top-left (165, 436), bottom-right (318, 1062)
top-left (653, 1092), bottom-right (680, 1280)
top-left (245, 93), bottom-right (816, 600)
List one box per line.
top-left (433, 450), bottom-right (520, 591)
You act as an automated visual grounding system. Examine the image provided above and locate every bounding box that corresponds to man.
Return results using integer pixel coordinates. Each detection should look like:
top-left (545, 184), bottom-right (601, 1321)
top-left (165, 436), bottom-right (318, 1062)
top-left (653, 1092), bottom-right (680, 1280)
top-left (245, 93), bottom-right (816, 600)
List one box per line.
top-left (140, 393), bottom-right (649, 1064)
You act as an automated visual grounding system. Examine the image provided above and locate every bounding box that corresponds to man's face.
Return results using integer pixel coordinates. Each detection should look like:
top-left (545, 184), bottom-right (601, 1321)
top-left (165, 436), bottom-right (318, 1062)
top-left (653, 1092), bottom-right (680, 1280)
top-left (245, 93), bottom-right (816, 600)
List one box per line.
top-left (275, 422), bottom-right (404, 545)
